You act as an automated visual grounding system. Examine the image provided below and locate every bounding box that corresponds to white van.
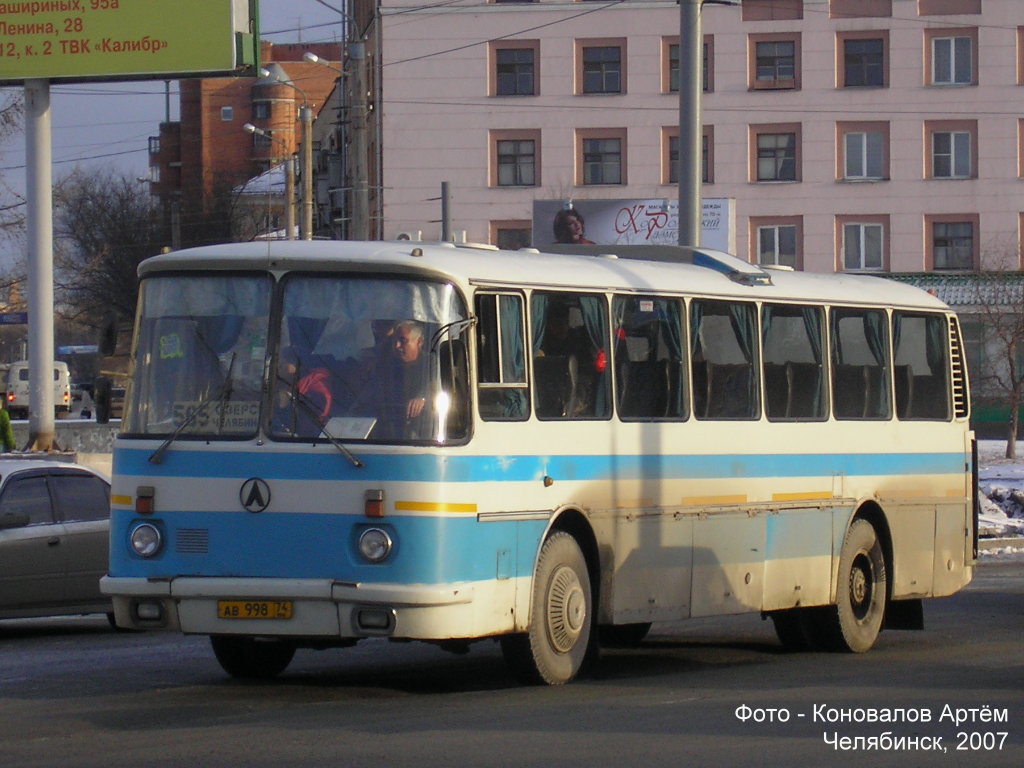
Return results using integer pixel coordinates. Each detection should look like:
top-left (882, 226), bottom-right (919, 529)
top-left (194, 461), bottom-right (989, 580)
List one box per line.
top-left (4, 361), bottom-right (72, 419)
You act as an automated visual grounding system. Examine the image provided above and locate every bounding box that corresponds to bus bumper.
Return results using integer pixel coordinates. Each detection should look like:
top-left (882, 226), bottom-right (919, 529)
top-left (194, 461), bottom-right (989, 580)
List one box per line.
top-left (101, 576), bottom-right (496, 640)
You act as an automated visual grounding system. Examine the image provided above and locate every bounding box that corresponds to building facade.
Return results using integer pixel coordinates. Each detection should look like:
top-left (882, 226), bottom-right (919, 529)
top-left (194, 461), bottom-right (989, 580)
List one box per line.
top-left (356, 0), bottom-right (1021, 274)
top-left (148, 41), bottom-right (341, 245)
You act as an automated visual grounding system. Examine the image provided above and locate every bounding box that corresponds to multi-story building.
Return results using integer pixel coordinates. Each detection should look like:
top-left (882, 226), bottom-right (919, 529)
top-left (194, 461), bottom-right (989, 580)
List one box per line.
top-left (148, 40), bottom-right (341, 245)
top-left (350, 0), bottom-right (1020, 276)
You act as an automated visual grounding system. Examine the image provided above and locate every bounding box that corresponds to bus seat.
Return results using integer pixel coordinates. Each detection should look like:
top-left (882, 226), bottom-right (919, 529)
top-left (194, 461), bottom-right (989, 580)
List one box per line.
top-left (763, 363), bottom-right (789, 419)
top-left (911, 375), bottom-right (949, 419)
top-left (786, 362), bottom-right (823, 419)
top-left (895, 364), bottom-right (913, 419)
top-left (619, 359), bottom-right (670, 418)
top-left (833, 364), bottom-right (867, 419)
top-left (705, 362), bottom-right (753, 418)
top-left (534, 355), bottom-right (578, 418)
top-left (862, 365), bottom-right (888, 418)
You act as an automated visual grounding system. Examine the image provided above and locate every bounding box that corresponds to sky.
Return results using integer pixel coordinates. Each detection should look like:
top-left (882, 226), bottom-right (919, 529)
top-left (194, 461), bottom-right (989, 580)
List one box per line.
top-left (0, 1), bottom-right (345, 208)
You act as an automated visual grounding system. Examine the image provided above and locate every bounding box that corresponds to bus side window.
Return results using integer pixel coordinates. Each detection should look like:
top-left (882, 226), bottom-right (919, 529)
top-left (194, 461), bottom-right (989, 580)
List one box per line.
top-left (893, 312), bottom-right (951, 421)
top-left (612, 295), bottom-right (687, 420)
top-left (690, 300), bottom-right (759, 420)
top-left (530, 292), bottom-right (610, 420)
top-left (475, 292), bottom-right (529, 421)
top-left (762, 304), bottom-right (826, 421)
top-left (831, 307), bottom-right (891, 420)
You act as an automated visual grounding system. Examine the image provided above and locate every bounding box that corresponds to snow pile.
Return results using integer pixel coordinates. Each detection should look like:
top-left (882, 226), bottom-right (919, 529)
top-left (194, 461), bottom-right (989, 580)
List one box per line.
top-left (977, 440), bottom-right (1024, 542)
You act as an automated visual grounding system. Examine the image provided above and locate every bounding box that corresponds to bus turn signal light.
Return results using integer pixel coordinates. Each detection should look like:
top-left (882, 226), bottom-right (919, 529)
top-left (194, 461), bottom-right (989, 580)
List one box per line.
top-left (364, 489), bottom-right (385, 518)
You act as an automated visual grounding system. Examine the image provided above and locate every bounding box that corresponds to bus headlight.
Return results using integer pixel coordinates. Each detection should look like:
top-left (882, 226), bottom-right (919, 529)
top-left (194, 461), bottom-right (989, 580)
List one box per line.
top-left (358, 527), bottom-right (393, 563)
top-left (129, 522), bottom-right (163, 558)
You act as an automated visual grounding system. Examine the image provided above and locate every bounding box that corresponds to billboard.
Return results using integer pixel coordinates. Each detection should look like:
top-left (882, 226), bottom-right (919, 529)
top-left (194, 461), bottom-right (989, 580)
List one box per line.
top-left (0, 0), bottom-right (257, 84)
top-left (533, 198), bottom-right (735, 253)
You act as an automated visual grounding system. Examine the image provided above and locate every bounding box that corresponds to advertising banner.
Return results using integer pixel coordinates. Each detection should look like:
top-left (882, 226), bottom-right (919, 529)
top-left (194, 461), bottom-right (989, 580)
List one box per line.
top-left (533, 198), bottom-right (734, 253)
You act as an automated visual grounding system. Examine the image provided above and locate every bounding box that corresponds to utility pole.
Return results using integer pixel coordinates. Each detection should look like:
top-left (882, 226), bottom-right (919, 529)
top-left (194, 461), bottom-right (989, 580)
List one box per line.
top-left (300, 104), bottom-right (314, 240)
top-left (349, 40), bottom-right (370, 240)
top-left (677, 0), bottom-right (702, 247)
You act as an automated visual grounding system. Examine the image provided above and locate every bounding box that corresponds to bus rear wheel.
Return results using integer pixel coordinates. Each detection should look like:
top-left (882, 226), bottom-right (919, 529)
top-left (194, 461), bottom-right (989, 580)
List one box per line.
top-left (210, 636), bottom-right (296, 679)
top-left (813, 519), bottom-right (887, 653)
top-left (501, 532), bottom-right (592, 685)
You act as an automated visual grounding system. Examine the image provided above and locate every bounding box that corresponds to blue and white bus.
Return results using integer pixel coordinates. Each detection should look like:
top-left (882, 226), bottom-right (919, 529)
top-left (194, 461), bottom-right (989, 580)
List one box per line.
top-left (102, 241), bottom-right (976, 684)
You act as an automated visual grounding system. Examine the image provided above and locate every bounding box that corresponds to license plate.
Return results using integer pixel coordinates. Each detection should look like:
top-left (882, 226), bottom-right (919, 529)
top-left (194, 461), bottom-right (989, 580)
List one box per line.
top-left (217, 600), bottom-right (293, 620)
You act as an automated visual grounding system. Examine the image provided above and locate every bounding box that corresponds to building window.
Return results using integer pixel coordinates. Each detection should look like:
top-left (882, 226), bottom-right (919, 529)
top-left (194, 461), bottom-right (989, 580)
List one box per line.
top-left (751, 36), bottom-right (799, 90)
top-left (251, 132), bottom-right (272, 149)
top-left (490, 130), bottom-right (540, 187)
top-left (148, 136), bottom-right (160, 155)
top-left (841, 221), bottom-right (886, 271)
top-left (742, 0), bottom-right (803, 21)
top-left (751, 217), bottom-right (801, 268)
top-left (664, 36), bottom-right (712, 94)
top-left (926, 121), bottom-right (976, 179)
top-left (491, 42), bottom-right (539, 96)
top-left (490, 221), bottom-right (532, 250)
top-left (576, 129), bottom-right (626, 186)
top-left (918, 0), bottom-right (980, 15)
top-left (582, 137), bottom-right (622, 185)
top-left (927, 216), bottom-right (978, 270)
top-left (926, 29), bottom-right (976, 86)
top-left (663, 126), bottom-right (712, 185)
top-left (830, 0), bottom-right (892, 18)
top-left (752, 125), bottom-right (800, 182)
top-left (839, 122), bottom-right (888, 180)
top-left (220, 106), bottom-right (233, 121)
top-left (580, 44), bottom-right (623, 94)
top-left (842, 37), bottom-right (885, 87)
top-left (252, 102), bottom-right (271, 120)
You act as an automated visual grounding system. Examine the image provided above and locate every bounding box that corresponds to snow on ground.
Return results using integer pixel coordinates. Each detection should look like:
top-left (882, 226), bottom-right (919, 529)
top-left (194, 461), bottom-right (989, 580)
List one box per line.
top-left (977, 440), bottom-right (1024, 554)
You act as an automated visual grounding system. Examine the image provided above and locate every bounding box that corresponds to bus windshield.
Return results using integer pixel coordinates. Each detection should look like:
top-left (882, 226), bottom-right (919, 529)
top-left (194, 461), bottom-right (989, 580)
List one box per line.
top-left (123, 272), bottom-right (471, 445)
top-left (124, 274), bottom-right (273, 438)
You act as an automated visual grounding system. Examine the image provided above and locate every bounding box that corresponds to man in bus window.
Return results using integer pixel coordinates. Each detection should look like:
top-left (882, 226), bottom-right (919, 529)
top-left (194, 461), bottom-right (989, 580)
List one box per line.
top-left (374, 320), bottom-right (429, 439)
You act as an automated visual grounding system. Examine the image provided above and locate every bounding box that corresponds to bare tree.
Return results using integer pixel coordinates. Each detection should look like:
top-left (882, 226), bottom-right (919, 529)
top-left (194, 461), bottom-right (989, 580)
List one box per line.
top-left (53, 168), bottom-right (166, 329)
top-left (0, 93), bottom-right (25, 240)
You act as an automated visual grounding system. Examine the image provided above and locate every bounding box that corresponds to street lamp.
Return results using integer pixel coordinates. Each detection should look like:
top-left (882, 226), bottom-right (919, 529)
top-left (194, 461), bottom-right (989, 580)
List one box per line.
top-left (259, 66), bottom-right (314, 240)
top-left (243, 123), bottom-right (296, 240)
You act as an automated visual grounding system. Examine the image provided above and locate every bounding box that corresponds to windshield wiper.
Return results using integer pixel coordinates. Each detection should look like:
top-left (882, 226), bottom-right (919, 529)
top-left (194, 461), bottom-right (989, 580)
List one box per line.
top-left (149, 353), bottom-right (236, 465)
top-left (279, 376), bottom-right (364, 468)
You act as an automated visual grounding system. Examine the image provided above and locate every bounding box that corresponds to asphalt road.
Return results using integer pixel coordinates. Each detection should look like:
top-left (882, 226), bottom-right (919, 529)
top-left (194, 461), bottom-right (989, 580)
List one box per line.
top-left (1, 554), bottom-right (1021, 768)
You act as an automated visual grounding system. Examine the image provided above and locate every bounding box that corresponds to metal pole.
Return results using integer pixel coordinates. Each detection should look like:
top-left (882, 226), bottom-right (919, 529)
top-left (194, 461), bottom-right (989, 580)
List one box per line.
top-left (24, 79), bottom-right (55, 451)
top-left (300, 105), bottom-right (314, 240)
top-left (678, 0), bottom-right (702, 247)
top-left (349, 40), bottom-right (370, 240)
top-left (441, 181), bottom-right (451, 242)
top-left (285, 156), bottom-right (296, 240)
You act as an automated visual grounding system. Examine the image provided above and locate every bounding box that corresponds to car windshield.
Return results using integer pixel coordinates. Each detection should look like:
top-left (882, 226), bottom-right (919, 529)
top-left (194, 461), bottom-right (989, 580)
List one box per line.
top-left (123, 273), bottom-right (471, 446)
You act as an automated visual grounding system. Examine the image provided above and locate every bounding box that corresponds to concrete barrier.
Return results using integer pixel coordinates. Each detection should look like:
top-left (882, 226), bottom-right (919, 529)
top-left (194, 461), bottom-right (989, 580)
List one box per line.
top-left (9, 419), bottom-right (116, 477)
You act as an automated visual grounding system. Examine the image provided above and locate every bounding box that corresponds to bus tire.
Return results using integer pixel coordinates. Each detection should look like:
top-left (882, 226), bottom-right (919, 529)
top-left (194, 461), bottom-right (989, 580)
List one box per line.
top-left (500, 532), bottom-right (592, 685)
top-left (816, 519), bottom-right (887, 653)
top-left (769, 609), bottom-right (814, 651)
top-left (210, 635), bottom-right (295, 679)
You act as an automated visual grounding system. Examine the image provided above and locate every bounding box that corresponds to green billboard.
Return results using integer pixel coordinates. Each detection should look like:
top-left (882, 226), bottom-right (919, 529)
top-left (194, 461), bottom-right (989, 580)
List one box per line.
top-left (0, 0), bottom-right (257, 84)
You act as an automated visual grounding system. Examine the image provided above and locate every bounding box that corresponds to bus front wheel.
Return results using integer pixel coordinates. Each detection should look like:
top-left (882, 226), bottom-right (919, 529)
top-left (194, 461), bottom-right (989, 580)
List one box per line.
top-left (501, 532), bottom-right (593, 685)
top-left (210, 635), bottom-right (296, 679)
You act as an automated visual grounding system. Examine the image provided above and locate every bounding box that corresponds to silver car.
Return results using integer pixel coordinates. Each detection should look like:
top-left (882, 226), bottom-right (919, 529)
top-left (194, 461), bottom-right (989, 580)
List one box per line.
top-left (0, 460), bottom-right (111, 620)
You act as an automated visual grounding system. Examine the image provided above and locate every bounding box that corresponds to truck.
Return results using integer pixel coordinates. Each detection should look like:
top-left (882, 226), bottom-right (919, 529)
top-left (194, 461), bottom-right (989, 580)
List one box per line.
top-left (4, 360), bottom-right (72, 419)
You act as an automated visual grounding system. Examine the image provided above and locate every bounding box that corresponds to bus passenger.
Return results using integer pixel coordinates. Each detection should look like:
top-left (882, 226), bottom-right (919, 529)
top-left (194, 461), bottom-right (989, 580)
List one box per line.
top-left (374, 320), bottom-right (429, 439)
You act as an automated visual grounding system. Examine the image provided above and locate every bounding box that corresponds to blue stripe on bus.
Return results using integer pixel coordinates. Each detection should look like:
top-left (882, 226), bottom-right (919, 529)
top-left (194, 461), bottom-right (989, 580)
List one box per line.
top-left (113, 446), bottom-right (965, 483)
top-left (108, 508), bottom-right (548, 584)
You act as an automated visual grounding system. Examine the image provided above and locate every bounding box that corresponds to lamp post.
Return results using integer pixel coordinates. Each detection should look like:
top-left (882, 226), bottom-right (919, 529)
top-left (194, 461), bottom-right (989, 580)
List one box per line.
top-left (260, 67), bottom-right (314, 240)
top-left (678, 0), bottom-right (739, 248)
top-left (243, 123), bottom-right (296, 240)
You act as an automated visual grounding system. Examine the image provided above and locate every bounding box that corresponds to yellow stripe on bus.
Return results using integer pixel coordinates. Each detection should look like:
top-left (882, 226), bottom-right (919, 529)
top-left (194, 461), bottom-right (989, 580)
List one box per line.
top-left (394, 501), bottom-right (479, 513)
top-left (771, 491), bottom-right (832, 502)
top-left (111, 494), bottom-right (133, 506)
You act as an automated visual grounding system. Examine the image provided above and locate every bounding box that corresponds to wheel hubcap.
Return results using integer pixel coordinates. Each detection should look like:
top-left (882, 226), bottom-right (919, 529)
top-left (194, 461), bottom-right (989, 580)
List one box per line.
top-left (546, 564), bottom-right (586, 653)
top-left (849, 553), bottom-right (873, 620)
